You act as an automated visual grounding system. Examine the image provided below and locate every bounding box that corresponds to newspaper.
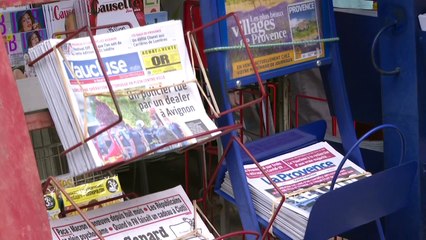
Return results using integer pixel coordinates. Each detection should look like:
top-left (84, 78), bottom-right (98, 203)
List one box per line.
top-left (49, 185), bottom-right (215, 239)
top-left (44, 192), bottom-right (62, 220)
top-left (1, 7), bottom-right (47, 79)
top-left (221, 141), bottom-right (371, 239)
top-left (29, 20), bottom-right (218, 176)
top-left (62, 176), bottom-right (124, 216)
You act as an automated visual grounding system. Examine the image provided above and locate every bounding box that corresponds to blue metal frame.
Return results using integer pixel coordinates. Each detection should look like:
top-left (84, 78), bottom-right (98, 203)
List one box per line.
top-left (378, 0), bottom-right (426, 239)
top-left (199, 0), bottom-right (363, 237)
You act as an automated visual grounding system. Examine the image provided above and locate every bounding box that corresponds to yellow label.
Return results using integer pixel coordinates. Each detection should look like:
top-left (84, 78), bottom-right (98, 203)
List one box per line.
top-left (142, 45), bottom-right (182, 75)
top-left (62, 176), bottom-right (122, 207)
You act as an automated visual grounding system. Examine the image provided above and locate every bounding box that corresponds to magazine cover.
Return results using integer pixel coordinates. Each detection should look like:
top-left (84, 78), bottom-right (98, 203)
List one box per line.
top-left (49, 185), bottom-right (215, 240)
top-left (9, 28), bottom-right (47, 80)
top-left (225, 0), bottom-right (324, 79)
top-left (2, 7), bottom-right (47, 80)
top-left (143, 0), bottom-right (161, 14)
top-left (287, 0), bottom-right (322, 60)
top-left (9, 7), bottom-right (46, 33)
top-left (0, 11), bottom-right (13, 35)
top-left (86, 0), bottom-right (146, 35)
top-left (42, 0), bottom-right (76, 39)
top-left (0, 5), bottom-right (33, 35)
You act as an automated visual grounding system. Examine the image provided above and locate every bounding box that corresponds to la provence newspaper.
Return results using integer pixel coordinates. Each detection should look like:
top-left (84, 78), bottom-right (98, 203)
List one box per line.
top-left (221, 141), bottom-right (371, 239)
top-left (29, 20), bottom-right (218, 176)
top-left (49, 185), bottom-right (215, 240)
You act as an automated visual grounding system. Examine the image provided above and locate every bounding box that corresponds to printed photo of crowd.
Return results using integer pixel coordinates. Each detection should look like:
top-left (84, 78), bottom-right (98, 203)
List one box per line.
top-left (89, 108), bottom-right (190, 164)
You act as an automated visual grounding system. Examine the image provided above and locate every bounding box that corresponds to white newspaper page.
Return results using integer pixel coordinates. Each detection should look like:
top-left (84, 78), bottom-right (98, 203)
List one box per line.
top-left (243, 141), bottom-right (370, 217)
top-left (50, 185), bottom-right (214, 239)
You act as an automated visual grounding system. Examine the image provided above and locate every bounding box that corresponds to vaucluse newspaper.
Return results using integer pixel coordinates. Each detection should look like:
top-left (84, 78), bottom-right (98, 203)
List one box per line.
top-left (29, 20), bottom-right (218, 176)
top-left (49, 185), bottom-right (215, 239)
top-left (221, 141), bottom-right (371, 239)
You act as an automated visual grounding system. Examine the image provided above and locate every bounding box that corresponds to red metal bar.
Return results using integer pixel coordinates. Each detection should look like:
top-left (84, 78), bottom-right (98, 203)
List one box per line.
top-left (28, 24), bottom-right (123, 156)
top-left (267, 83), bottom-right (278, 131)
top-left (239, 90), bottom-right (245, 142)
top-left (43, 176), bottom-right (105, 239)
top-left (295, 94), bottom-right (340, 136)
top-left (28, 26), bottom-right (87, 67)
top-left (185, 151), bottom-right (190, 194)
top-left (188, 12), bottom-right (268, 119)
top-left (198, 135), bottom-right (286, 240)
top-left (64, 192), bottom-right (138, 215)
top-left (52, 22), bottom-right (133, 38)
top-left (106, 124), bottom-right (243, 173)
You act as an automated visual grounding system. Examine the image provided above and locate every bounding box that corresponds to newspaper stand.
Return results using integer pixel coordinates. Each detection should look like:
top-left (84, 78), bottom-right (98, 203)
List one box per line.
top-left (28, 22), bottom-right (242, 170)
top-left (29, 17), bottom-right (270, 239)
top-left (195, 1), bottom-right (419, 239)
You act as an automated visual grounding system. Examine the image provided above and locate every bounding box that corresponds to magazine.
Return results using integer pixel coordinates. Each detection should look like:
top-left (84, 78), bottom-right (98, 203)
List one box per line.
top-left (224, 0), bottom-right (324, 79)
top-left (145, 11), bottom-right (168, 25)
top-left (42, 0), bottom-right (76, 39)
top-left (74, 0), bottom-right (145, 36)
top-left (49, 185), bottom-right (215, 240)
top-left (29, 20), bottom-right (218, 176)
top-left (2, 7), bottom-right (47, 79)
top-left (143, 0), bottom-right (161, 14)
top-left (221, 141), bottom-right (371, 239)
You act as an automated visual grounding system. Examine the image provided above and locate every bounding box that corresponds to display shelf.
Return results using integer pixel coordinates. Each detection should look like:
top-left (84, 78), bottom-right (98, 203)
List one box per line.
top-left (25, 11), bottom-right (271, 238)
top-left (195, 0), bottom-right (421, 239)
top-left (198, 1), bottom-right (362, 237)
top-left (28, 22), bottom-right (232, 172)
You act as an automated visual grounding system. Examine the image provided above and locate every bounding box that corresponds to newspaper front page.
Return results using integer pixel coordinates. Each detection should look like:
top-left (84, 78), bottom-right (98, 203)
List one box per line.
top-left (29, 20), bottom-right (218, 176)
top-left (50, 185), bottom-right (215, 240)
top-left (221, 141), bottom-right (370, 239)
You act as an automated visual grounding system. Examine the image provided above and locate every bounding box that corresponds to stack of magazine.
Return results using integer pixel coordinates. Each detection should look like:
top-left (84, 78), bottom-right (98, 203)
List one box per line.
top-left (220, 141), bottom-right (371, 239)
top-left (49, 185), bottom-right (215, 239)
top-left (1, 6), bottom-right (47, 79)
top-left (74, 0), bottom-right (146, 36)
top-left (29, 20), bottom-right (218, 176)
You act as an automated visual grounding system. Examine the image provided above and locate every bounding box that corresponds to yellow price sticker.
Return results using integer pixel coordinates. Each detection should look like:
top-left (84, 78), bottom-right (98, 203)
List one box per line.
top-left (6, 34), bottom-right (13, 42)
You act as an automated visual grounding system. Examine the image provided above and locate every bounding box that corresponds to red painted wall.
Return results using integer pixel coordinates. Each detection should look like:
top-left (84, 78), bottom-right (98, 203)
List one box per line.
top-left (0, 35), bottom-right (51, 238)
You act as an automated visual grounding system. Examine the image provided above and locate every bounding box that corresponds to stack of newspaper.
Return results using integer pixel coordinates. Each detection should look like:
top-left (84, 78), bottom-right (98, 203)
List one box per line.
top-left (29, 20), bottom-right (218, 176)
top-left (221, 141), bottom-right (371, 239)
top-left (49, 185), bottom-right (215, 239)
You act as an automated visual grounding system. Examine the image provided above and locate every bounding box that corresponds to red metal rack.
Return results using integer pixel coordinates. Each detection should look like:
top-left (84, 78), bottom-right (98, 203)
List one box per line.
top-left (26, 11), bottom-right (271, 238)
top-left (28, 23), bottom-right (246, 175)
